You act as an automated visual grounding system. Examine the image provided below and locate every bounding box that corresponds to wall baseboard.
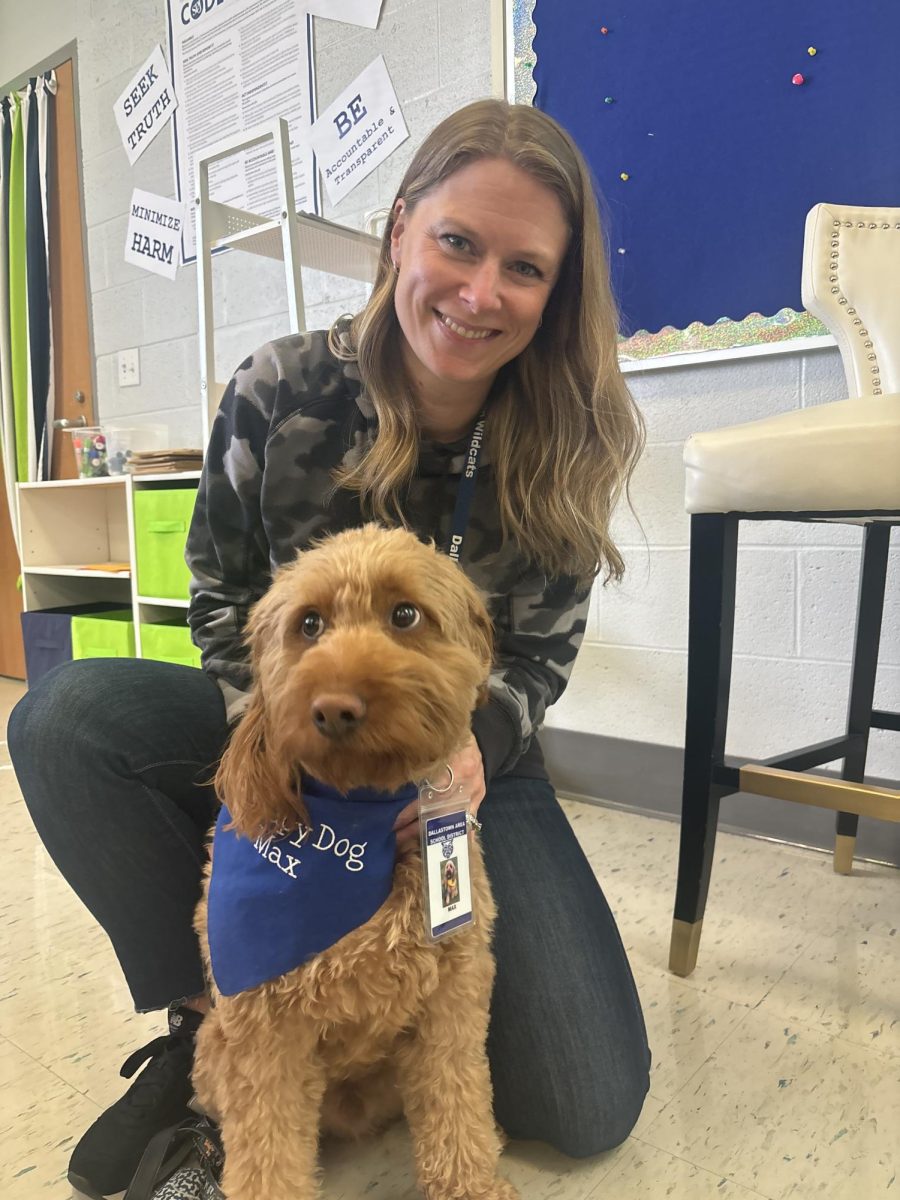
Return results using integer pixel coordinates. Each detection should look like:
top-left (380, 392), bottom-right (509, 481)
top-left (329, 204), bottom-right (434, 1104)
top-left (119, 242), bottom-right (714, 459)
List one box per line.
top-left (541, 727), bottom-right (900, 869)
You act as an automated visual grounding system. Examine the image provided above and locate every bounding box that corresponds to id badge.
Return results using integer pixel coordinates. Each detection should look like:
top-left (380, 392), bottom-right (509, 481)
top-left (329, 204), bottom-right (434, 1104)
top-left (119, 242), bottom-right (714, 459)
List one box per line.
top-left (418, 781), bottom-right (475, 942)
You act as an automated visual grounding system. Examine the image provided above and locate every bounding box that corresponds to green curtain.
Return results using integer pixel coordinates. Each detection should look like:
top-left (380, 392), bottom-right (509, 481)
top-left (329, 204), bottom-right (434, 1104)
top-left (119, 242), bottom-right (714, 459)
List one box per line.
top-left (8, 92), bottom-right (28, 482)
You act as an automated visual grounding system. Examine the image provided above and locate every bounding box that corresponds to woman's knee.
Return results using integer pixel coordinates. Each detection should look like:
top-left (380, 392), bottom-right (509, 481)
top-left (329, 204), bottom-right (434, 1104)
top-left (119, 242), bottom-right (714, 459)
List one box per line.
top-left (547, 1076), bottom-right (650, 1158)
top-left (9, 660), bottom-right (122, 759)
top-left (520, 1057), bottom-right (650, 1158)
top-left (11, 658), bottom-right (224, 763)
top-left (491, 1007), bottom-right (651, 1159)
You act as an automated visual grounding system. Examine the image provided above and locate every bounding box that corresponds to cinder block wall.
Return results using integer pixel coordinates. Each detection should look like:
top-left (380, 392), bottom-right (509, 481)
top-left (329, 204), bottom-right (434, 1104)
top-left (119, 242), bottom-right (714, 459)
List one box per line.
top-left (76, 0), bottom-right (490, 447)
top-left (546, 350), bottom-right (900, 780)
top-left (7, 0), bottom-right (899, 781)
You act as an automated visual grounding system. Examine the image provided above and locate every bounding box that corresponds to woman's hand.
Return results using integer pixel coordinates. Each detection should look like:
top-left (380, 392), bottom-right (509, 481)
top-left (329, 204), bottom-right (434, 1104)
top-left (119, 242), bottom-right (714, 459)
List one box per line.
top-left (393, 733), bottom-right (486, 851)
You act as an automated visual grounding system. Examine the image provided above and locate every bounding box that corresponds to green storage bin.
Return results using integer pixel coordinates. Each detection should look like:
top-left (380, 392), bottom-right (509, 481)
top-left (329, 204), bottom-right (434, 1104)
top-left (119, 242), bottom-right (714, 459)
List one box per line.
top-left (134, 488), bottom-right (197, 600)
top-left (70, 610), bottom-right (135, 660)
top-left (140, 619), bottom-right (202, 668)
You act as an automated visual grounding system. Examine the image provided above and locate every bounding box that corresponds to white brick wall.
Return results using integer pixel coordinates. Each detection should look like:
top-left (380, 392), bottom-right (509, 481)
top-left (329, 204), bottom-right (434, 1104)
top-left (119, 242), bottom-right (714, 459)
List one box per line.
top-left (71, 0), bottom-right (493, 443)
top-left (6, 2), bottom-right (897, 779)
top-left (549, 347), bottom-right (900, 780)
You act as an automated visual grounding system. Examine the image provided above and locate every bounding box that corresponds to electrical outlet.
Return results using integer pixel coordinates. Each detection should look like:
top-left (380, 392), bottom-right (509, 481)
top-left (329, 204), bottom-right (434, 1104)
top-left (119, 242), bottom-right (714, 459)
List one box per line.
top-left (118, 347), bottom-right (141, 388)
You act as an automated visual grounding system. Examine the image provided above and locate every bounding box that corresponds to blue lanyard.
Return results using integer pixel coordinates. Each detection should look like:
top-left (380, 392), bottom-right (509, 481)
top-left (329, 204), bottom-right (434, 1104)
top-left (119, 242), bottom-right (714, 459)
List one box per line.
top-left (447, 412), bottom-right (485, 564)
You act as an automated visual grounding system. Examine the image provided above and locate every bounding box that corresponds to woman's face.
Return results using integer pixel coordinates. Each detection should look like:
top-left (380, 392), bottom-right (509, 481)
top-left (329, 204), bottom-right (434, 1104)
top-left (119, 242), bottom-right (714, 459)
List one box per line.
top-left (390, 157), bottom-right (569, 407)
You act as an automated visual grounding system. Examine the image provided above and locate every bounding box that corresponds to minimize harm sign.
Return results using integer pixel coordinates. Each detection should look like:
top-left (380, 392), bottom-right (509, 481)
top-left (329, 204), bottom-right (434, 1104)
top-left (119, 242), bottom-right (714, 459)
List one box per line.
top-left (124, 189), bottom-right (187, 280)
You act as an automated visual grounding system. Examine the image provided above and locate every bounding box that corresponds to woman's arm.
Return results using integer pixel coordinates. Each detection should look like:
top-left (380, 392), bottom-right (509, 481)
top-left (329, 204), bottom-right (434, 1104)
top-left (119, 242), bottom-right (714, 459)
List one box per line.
top-left (186, 357), bottom-right (275, 709)
top-left (472, 574), bottom-right (592, 782)
top-left (393, 577), bottom-right (591, 846)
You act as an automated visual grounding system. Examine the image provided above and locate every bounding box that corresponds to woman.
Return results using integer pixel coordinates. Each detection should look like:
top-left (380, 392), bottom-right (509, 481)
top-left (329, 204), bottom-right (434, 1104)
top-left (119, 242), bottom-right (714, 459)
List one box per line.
top-left (9, 99), bottom-right (648, 1199)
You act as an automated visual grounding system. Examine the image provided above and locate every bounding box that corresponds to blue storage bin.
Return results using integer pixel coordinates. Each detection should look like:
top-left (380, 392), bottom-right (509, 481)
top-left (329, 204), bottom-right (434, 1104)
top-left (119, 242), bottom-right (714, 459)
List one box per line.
top-left (20, 603), bottom-right (127, 687)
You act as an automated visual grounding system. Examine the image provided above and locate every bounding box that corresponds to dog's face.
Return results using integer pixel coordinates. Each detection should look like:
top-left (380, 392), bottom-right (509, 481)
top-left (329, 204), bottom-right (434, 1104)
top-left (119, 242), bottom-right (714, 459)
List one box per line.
top-left (217, 525), bottom-right (494, 833)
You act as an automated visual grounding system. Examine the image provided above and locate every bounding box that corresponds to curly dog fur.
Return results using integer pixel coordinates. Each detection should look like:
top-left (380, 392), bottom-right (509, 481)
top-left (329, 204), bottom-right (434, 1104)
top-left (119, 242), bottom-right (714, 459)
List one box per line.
top-left (193, 525), bottom-right (519, 1200)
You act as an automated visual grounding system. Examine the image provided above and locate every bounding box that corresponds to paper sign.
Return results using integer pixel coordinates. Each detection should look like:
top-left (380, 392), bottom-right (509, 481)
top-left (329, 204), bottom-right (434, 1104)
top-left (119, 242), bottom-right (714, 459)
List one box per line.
top-left (303, 0), bottom-right (383, 28)
top-left (166, 0), bottom-right (315, 263)
top-left (114, 46), bottom-right (178, 166)
top-left (124, 189), bottom-right (186, 280)
top-left (310, 56), bottom-right (408, 206)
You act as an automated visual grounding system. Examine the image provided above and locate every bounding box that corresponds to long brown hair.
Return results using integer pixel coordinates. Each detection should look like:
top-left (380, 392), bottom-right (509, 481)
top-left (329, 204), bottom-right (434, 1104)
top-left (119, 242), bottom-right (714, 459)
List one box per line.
top-left (330, 99), bottom-right (644, 584)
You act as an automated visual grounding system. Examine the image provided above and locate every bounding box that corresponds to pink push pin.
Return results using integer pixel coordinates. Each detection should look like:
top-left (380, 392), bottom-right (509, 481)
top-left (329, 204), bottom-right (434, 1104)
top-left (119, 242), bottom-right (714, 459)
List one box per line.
top-left (792, 73), bottom-right (805, 86)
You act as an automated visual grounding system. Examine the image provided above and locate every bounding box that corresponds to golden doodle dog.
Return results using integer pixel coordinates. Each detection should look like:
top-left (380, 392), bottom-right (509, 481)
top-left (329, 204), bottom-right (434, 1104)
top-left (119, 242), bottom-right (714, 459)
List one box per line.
top-left (192, 524), bottom-right (518, 1200)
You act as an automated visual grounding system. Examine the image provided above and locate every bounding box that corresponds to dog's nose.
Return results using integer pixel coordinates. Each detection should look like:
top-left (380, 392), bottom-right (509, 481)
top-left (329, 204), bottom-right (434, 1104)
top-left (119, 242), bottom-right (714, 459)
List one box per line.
top-left (310, 692), bottom-right (367, 739)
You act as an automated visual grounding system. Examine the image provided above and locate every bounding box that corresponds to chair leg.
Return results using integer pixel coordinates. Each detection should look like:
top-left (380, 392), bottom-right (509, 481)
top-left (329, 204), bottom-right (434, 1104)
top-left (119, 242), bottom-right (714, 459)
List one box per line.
top-left (670, 513), bottom-right (739, 977)
top-left (835, 523), bottom-right (892, 874)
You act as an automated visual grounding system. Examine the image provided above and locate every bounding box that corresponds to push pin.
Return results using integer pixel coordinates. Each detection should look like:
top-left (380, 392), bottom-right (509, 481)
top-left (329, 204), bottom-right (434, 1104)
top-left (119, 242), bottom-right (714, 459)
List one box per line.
top-left (600, 26), bottom-right (609, 34)
top-left (792, 73), bottom-right (806, 85)
top-left (604, 96), bottom-right (615, 104)
top-left (807, 47), bottom-right (817, 56)
top-left (620, 172), bottom-right (630, 181)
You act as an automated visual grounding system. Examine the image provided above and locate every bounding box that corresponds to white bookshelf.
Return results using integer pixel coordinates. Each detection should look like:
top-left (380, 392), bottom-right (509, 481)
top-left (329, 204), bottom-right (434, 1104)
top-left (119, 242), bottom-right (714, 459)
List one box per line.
top-left (16, 123), bottom-right (380, 661)
top-left (18, 472), bottom-right (201, 657)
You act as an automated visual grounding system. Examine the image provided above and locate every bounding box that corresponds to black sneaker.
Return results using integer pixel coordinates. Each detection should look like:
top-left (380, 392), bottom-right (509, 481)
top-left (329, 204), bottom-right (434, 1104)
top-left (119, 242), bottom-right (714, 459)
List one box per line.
top-left (67, 1006), bottom-right (204, 1200)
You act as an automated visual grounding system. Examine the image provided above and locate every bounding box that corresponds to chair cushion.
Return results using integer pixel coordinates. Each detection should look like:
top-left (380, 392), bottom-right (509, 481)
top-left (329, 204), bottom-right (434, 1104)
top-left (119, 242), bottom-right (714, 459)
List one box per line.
top-left (684, 394), bottom-right (900, 514)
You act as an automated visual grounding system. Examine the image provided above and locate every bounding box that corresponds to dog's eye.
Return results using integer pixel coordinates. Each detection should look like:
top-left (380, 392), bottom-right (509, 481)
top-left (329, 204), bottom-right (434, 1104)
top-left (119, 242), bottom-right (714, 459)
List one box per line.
top-left (391, 602), bottom-right (421, 630)
top-left (301, 611), bottom-right (325, 639)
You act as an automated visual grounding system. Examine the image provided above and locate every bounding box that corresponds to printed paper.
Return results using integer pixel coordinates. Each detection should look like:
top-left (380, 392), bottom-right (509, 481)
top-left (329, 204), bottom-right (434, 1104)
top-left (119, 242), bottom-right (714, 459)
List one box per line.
top-left (166, 0), bottom-right (315, 262)
top-left (114, 46), bottom-right (178, 166)
top-left (303, 0), bottom-right (383, 29)
top-left (124, 188), bottom-right (187, 280)
top-left (309, 56), bottom-right (408, 205)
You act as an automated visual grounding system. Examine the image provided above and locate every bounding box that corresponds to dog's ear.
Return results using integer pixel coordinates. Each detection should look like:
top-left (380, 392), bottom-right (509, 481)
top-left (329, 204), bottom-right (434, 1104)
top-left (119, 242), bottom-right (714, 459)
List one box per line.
top-left (215, 694), bottom-right (301, 837)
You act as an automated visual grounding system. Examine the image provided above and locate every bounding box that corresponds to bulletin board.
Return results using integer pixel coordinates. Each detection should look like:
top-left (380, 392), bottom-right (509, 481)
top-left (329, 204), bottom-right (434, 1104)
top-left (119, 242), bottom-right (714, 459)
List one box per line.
top-left (510, 1), bottom-right (900, 361)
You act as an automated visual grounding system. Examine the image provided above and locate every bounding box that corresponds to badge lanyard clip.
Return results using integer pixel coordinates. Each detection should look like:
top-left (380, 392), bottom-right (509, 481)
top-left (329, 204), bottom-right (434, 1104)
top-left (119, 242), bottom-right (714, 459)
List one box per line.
top-left (418, 774), bottom-right (476, 942)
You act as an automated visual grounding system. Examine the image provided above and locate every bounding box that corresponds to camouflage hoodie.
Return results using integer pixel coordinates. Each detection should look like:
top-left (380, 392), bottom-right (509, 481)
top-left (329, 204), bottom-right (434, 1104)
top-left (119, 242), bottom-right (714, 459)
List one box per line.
top-left (186, 329), bottom-right (591, 783)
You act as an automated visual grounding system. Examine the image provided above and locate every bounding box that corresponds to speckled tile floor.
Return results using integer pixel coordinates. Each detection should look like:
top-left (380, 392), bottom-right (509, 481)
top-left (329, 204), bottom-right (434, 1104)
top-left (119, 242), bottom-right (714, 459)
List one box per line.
top-left (1, 674), bottom-right (898, 1199)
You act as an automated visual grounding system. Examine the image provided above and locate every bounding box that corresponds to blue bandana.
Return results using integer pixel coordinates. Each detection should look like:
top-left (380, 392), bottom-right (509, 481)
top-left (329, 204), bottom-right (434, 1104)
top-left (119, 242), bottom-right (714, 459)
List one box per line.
top-left (207, 777), bottom-right (417, 996)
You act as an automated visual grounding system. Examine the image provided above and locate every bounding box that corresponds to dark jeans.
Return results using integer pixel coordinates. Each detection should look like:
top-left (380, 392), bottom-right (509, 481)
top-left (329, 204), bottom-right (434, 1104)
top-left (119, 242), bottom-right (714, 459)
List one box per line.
top-left (9, 658), bottom-right (650, 1157)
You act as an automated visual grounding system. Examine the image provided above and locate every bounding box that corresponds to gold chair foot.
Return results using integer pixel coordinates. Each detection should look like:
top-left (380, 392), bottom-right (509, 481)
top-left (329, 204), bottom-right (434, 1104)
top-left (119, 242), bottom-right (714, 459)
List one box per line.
top-left (833, 834), bottom-right (856, 875)
top-left (669, 918), bottom-right (703, 977)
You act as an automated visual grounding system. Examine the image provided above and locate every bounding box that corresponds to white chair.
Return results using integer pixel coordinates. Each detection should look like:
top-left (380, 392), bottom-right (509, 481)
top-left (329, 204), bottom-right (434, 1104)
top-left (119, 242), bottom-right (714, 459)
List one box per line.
top-left (669, 203), bottom-right (900, 978)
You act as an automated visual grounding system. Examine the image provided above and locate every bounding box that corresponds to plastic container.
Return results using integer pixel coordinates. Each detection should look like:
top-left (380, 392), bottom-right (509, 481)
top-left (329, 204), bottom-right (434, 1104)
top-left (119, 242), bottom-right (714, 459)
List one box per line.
top-left (140, 619), bottom-right (202, 668)
top-left (105, 423), bottom-right (168, 475)
top-left (133, 487), bottom-right (197, 599)
top-left (68, 427), bottom-right (109, 478)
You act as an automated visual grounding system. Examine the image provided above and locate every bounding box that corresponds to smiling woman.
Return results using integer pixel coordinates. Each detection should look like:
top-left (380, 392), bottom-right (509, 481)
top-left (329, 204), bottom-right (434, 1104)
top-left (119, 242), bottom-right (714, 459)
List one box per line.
top-left (332, 98), bottom-right (643, 586)
top-left (9, 98), bottom-right (651, 1197)
top-left (389, 157), bottom-right (569, 440)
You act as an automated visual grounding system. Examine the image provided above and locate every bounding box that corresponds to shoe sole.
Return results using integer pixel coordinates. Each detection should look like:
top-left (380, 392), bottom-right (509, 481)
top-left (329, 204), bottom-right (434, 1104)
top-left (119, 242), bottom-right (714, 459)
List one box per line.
top-left (67, 1171), bottom-right (126, 1200)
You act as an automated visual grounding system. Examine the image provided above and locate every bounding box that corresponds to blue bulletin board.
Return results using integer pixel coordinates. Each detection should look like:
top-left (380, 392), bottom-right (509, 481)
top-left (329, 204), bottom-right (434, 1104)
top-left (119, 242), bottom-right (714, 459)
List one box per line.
top-left (512, 1), bottom-right (900, 360)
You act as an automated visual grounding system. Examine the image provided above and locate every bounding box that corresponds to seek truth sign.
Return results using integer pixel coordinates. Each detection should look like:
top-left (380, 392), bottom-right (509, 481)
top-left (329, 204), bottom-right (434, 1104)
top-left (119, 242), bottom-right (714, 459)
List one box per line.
top-left (114, 45), bottom-right (178, 166)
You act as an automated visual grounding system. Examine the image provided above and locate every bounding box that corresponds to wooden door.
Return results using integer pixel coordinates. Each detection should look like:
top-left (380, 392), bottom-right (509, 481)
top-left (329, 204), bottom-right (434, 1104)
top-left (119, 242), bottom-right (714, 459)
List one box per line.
top-left (0, 57), bottom-right (94, 680)
top-left (49, 59), bottom-right (96, 478)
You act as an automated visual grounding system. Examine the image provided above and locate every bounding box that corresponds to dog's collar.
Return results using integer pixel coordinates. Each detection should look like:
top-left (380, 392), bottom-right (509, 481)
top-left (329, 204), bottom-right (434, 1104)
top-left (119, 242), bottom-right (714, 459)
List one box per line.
top-left (207, 779), bottom-right (416, 996)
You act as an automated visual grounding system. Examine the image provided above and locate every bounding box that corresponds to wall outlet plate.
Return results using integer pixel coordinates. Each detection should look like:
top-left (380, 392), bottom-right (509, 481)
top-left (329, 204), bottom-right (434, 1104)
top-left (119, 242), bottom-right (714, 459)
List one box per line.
top-left (118, 347), bottom-right (141, 388)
